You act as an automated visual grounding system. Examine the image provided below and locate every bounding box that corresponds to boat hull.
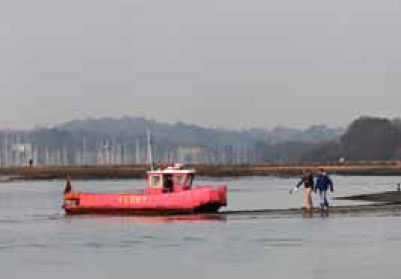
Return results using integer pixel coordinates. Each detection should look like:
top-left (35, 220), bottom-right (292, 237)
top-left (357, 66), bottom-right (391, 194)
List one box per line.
top-left (64, 204), bottom-right (223, 216)
top-left (63, 186), bottom-right (227, 216)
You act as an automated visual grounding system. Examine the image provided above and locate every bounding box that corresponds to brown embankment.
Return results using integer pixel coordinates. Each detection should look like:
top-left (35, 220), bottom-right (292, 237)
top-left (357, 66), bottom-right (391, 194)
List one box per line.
top-left (194, 161), bottom-right (401, 177)
top-left (1, 161), bottom-right (401, 181)
top-left (0, 165), bottom-right (147, 180)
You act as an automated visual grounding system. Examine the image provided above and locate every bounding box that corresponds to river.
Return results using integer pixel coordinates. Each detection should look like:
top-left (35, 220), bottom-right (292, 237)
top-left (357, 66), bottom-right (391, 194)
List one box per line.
top-left (1, 175), bottom-right (401, 278)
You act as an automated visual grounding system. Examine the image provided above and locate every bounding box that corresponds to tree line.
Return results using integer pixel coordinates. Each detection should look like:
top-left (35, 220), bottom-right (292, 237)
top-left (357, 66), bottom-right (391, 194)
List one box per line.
top-left (300, 116), bottom-right (401, 163)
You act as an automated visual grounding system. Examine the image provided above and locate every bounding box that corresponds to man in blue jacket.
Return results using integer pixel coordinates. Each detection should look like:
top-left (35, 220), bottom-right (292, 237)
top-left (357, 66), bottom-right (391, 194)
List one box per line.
top-left (315, 168), bottom-right (334, 209)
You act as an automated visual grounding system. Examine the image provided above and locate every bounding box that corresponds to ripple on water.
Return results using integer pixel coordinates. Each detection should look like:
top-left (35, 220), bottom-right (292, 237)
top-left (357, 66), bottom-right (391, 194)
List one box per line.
top-left (251, 237), bottom-right (306, 248)
top-left (119, 240), bottom-right (144, 245)
top-left (385, 236), bottom-right (401, 243)
top-left (142, 235), bottom-right (158, 239)
top-left (0, 245), bottom-right (12, 250)
top-left (83, 242), bottom-right (109, 249)
top-left (182, 236), bottom-right (207, 242)
top-left (0, 219), bottom-right (23, 224)
top-left (24, 243), bottom-right (50, 249)
top-left (80, 239), bottom-right (149, 250)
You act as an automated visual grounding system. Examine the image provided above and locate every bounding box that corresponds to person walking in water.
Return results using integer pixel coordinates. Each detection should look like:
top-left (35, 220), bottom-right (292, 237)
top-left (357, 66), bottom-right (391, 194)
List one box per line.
top-left (315, 168), bottom-right (334, 209)
top-left (292, 170), bottom-right (314, 209)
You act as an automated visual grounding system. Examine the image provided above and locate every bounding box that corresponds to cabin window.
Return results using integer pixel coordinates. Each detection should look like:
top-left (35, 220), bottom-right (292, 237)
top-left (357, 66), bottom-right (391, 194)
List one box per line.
top-left (149, 175), bottom-right (163, 188)
top-left (185, 174), bottom-right (194, 187)
top-left (174, 175), bottom-right (186, 186)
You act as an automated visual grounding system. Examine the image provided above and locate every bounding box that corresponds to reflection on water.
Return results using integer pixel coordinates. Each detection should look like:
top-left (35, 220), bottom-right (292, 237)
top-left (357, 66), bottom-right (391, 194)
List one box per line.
top-left (64, 214), bottom-right (227, 224)
top-left (302, 209), bottom-right (314, 219)
top-left (1, 176), bottom-right (401, 279)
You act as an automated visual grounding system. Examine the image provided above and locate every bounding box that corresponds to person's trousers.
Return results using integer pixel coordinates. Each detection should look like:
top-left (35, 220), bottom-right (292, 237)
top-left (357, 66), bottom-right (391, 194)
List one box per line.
top-left (303, 188), bottom-right (313, 209)
top-left (318, 189), bottom-right (329, 207)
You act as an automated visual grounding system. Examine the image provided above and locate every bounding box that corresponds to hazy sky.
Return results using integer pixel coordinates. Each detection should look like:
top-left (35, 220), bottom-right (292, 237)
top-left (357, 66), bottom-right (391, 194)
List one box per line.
top-left (1, 0), bottom-right (401, 129)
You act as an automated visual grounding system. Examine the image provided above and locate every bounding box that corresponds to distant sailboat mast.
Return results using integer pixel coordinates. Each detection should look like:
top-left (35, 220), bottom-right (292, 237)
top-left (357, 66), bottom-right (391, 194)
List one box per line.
top-left (147, 129), bottom-right (154, 171)
top-left (135, 138), bottom-right (140, 165)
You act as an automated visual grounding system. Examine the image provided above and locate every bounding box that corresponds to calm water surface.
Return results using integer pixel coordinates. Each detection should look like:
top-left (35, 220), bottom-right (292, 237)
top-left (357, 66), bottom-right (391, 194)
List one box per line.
top-left (1, 176), bottom-right (401, 278)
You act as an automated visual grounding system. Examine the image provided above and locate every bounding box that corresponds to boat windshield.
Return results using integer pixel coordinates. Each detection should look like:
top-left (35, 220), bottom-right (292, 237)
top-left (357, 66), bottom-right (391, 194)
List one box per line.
top-left (174, 175), bottom-right (186, 186)
top-left (174, 174), bottom-right (194, 187)
top-left (149, 175), bottom-right (163, 188)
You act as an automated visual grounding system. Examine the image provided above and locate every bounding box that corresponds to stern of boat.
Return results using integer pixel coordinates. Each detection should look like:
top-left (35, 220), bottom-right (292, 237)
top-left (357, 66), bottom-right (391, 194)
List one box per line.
top-left (193, 185), bottom-right (227, 213)
top-left (62, 175), bottom-right (81, 213)
top-left (215, 185), bottom-right (227, 206)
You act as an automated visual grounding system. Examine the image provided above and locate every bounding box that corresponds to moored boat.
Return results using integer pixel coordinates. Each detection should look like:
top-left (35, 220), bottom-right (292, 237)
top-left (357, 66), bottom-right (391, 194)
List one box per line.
top-left (63, 164), bottom-right (227, 215)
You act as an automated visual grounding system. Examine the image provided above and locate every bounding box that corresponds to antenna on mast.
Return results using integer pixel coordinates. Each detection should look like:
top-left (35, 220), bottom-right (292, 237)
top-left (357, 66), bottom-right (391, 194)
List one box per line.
top-left (147, 129), bottom-right (154, 171)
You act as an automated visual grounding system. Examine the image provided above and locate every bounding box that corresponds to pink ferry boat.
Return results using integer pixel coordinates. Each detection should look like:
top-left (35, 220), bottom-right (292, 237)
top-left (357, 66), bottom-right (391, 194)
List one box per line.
top-left (63, 165), bottom-right (227, 215)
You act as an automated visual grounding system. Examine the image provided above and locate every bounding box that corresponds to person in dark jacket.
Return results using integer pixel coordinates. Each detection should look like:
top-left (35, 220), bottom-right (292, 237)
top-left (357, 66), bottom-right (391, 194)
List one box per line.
top-left (315, 168), bottom-right (334, 209)
top-left (293, 170), bottom-right (314, 209)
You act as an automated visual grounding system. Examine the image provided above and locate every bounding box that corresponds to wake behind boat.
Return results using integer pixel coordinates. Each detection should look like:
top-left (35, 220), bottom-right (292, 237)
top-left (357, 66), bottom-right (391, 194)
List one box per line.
top-left (62, 164), bottom-right (227, 215)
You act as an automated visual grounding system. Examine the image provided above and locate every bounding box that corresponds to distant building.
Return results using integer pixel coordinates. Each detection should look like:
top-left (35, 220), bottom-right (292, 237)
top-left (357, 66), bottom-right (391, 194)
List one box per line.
top-left (11, 143), bottom-right (33, 166)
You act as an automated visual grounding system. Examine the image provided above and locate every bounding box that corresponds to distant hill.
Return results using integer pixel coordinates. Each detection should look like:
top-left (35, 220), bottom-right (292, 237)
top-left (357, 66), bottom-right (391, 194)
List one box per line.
top-left (1, 116), bottom-right (396, 165)
top-left (58, 116), bottom-right (342, 145)
top-left (267, 125), bottom-right (343, 144)
top-left (0, 117), bottom-right (343, 165)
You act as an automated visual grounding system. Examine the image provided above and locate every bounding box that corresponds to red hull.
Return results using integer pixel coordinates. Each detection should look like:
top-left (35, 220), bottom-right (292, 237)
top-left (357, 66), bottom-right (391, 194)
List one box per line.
top-left (63, 186), bottom-right (227, 216)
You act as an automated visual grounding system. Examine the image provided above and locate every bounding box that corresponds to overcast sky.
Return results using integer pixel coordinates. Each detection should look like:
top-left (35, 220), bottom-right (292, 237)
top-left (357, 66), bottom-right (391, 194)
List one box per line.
top-left (1, 0), bottom-right (400, 129)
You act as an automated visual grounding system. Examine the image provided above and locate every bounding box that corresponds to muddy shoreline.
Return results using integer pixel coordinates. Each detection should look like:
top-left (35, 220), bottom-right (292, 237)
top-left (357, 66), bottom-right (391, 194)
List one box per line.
top-left (220, 203), bottom-right (401, 218)
top-left (219, 191), bottom-right (401, 218)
